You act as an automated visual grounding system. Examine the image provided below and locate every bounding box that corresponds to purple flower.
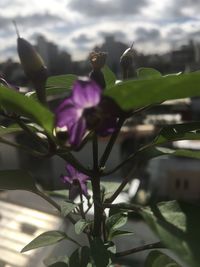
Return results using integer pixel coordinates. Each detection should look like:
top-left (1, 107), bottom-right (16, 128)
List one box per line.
top-left (56, 77), bottom-right (120, 147)
top-left (61, 164), bottom-right (89, 199)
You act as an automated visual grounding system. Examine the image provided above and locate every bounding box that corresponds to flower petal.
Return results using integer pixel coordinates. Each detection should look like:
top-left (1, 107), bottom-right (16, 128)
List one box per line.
top-left (68, 117), bottom-right (86, 146)
top-left (56, 98), bottom-right (83, 128)
top-left (61, 175), bottom-right (72, 185)
top-left (77, 173), bottom-right (89, 183)
top-left (65, 164), bottom-right (77, 178)
top-left (72, 79), bottom-right (101, 108)
top-left (79, 182), bottom-right (88, 197)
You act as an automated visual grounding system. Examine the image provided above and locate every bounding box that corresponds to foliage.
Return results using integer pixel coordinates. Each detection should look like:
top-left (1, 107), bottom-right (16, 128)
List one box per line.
top-left (0, 36), bottom-right (200, 267)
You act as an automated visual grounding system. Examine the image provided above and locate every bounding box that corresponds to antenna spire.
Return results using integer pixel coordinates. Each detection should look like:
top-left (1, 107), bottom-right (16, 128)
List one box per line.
top-left (12, 20), bottom-right (20, 38)
top-left (130, 41), bottom-right (134, 49)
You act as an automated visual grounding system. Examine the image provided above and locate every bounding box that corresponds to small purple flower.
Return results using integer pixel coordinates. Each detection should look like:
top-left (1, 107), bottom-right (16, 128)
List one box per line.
top-left (61, 164), bottom-right (89, 199)
top-left (56, 77), bottom-right (121, 147)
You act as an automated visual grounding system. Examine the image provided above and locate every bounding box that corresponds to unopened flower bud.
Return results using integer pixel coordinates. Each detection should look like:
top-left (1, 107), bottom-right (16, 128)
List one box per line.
top-left (89, 51), bottom-right (107, 70)
top-left (17, 37), bottom-right (47, 104)
top-left (89, 52), bottom-right (107, 90)
top-left (120, 44), bottom-right (135, 79)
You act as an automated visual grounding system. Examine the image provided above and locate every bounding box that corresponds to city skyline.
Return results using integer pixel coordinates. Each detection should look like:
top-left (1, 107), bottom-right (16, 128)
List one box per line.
top-left (0, 0), bottom-right (200, 62)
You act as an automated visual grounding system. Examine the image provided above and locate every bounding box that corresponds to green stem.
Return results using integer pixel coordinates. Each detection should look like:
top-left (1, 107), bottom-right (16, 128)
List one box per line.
top-left (99, 117), bottom-right (125, 169)
top-left (105, 163), bottom-right (138, 204)
top-left (0, 137), bottom-right (47, 158)
top-left (102, 212), bottom-right (107, 242)
top-left (15, 117), bottom-right (48, 150)
top-left (103, 141), bottom-right (155, 176)
top-left (36, 190), bottom-right (61, 211)
top-left (36, 190), bottom-right (76, 225)
top-left (115, 241), bottom-right (165, 257)
top-left (103, 151), bottom-right (138, 176)
top-left (74, 131), bottom-right (93, 152)
top-left (93, 134), bottom-right (98, 170)
top-left (57, 149), bottom-right (92, 176)
top-left (91, 174), bottom-right (102, 237)
top-left (67, 235), bottom-right (82, 247)
top-left (92, 134), bottom-right (103, 237)
top-left (103, 203), bottom-right (141, 213)
top-left (79, 189), bottom-right (86, 220)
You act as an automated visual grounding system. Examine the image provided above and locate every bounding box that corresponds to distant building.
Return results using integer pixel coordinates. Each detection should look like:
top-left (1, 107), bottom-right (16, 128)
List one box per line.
top-left (96, 35), bottom-right (131, 77)
top-left (148, 152), bottom-right (200, 201)
top-left (35, 35), bottom-right (73, 75)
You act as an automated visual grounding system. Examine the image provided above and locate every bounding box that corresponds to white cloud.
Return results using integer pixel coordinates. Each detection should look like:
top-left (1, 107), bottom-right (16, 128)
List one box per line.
top-left (0, 0), bottom-right (200, 61)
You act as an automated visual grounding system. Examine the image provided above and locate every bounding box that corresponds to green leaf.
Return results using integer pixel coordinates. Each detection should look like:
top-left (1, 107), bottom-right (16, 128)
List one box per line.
top-left (75, 219), bottom-right (90, 235)
top-left (44, 256), bottom-right (69, 267)
top-left (154, 122), bottom-right (200, 146)
top-left (0, 169), bottom-right (37, 192)
top-left (69, 247), bottom-right (90, 267)
top-left (139, 122), bottom-right (200, 161)
top-left (60, 201), bottom-right (78, 217)
top-left (105, 241), bottom-right (116, 254)
top-left (102, 65), bottom-right (116, 87)
top-left (101, 181), bottom-right (128, 199)
top-left (164, 72), bottom-right (182, 77)
top-left (106, 212), bottom-right (128, 231)
top-left (46, 74), bottom-right (77, 89)
top-left (145, 250), bottom-right (181, 267)
top-left (0, 85), bottom-right (54, 136)
top-left (21, 231), bottom-right (67, 252)
top-left (105, 72), bottom-right (200, 110)
top-left (144, 146), bottom-right (200, 161)
top-left (90, 238), bottom-right (110, 267)
top-left (106, 212), bottom-right (128, 240)
top-left (47, 190), bottom-right (69, 199)
top-left (141, 200), bottom-right (200, 267)
top-left (137, 68), bottom-right (161, 79)
top-left (109, 230), bottom-right (133, 240)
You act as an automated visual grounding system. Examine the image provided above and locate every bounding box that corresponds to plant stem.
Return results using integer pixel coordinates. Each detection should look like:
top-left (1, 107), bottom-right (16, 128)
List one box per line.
top-left (103, 203), bottom-right (141, 213)
top-left (58, 149), bottom-right (92, 176)
top-left (103, 141), bottom-right (155, 176)
top-left (79, 190), bottom-right (86, 220)
top-left (99, 117), bottom-right (125, 169)
top-left (67, 236), bottom-right (82, 247)
top-left (115, 241), bottom-right (165, 257)
top-left (103, 151), bottom-right (138, 176)
top-left (93, 134), bottom-right (98, 170)
top-left (102, 212), bottom-right (107, 242)
top-left (36, 190), bottom-right (76, 224)
top-left (0, 137), bottom-right (46, 158)
top-left (15, 117), bottom-right (48, 149)
top-left (91, 174), bottom-right (102, 237)
top-left (92, 133), bottom-right (103, 237)
top-left (105, 163), bottom-right (138, 204)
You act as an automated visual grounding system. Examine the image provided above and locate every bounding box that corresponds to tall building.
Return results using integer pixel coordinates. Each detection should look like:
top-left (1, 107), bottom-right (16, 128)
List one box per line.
top-left (97, 35), bottom-right (130, 76)
top-left (35, 35), bottom-right (72, 75)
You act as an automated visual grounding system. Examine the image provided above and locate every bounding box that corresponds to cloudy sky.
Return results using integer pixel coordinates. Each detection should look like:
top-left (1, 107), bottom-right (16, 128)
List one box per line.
top-left (0, 0), bottom-right (200, 61)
